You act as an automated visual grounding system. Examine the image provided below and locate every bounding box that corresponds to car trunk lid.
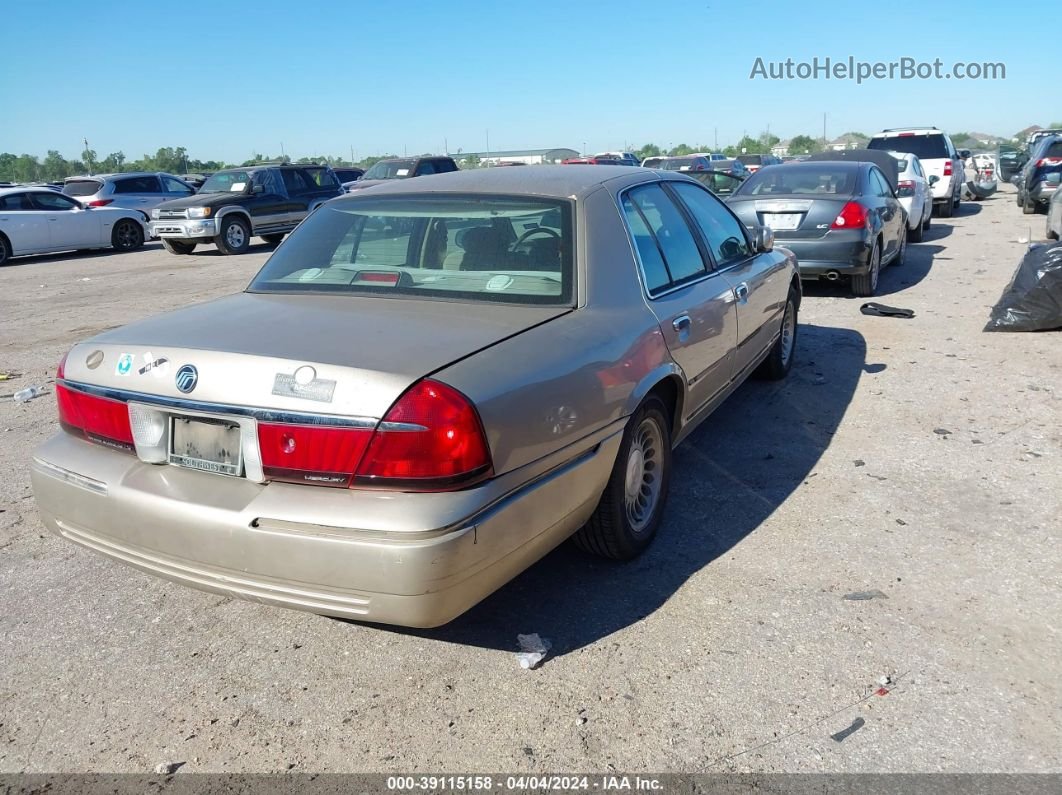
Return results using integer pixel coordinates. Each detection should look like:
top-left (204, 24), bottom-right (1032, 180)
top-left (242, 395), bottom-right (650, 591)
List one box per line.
top-left (730, 196), bottom-right (853, 240)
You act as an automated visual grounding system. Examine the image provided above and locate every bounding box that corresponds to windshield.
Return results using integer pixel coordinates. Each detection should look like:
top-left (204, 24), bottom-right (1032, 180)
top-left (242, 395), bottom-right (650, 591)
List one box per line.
top-left (199, 171), bottom-right (252, 193)
top-left (362, 160), bottom-right (416, 180)
top-left (868, 134), bottom-right (948, 161)
top-left (248, 195), bottom-right (574, 305)
top-left (736, 155), bottom-right (761, 165)
top-left (737, 165), bottom-right (857, 196)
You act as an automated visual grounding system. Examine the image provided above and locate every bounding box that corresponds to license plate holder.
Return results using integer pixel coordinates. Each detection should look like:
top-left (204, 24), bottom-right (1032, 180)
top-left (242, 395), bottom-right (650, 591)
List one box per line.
top-left (168, 416), bottom-right (243, 477)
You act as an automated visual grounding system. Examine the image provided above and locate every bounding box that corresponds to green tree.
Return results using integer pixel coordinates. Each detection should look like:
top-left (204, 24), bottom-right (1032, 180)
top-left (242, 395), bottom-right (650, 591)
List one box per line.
top-left (81, 148), bottom-right (98, 174)
top-left (788, 134), bottom-right (822, 155)
top-left (669, 143), bottom-right (695, 156)
top-left (636, 143), bottom-right (662, 160)
top-left (14, 154), bottom-right (41, 182)
top-left (732, 135), bottom-right (767, 155)
top-left (41, 150), bottom-right (72, 181)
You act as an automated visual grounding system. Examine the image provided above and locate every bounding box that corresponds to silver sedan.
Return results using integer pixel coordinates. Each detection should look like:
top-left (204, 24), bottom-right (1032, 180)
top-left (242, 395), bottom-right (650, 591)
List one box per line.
top-left (31, 166), bottom-right (800, 627)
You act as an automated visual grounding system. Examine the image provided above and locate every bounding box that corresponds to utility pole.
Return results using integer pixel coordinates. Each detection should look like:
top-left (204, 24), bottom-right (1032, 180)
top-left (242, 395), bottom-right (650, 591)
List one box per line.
top-left (350, 145), bottom-right (355, 165)
top-left (823, 112), bottom-right (827, 146)
top-left (486, 130), bottom-right (490, 160)
top-left (714, 128), bottom-right (718, 150)
top-left (444, 137), bottom-right (448, 155)
top-left (280, 141), bottom-right (285, 158)
top-left (83, 137), bottom-right (91, 174)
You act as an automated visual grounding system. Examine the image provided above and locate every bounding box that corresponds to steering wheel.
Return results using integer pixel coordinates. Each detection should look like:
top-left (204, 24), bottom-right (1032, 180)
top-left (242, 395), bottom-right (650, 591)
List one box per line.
top-left (515, 227), bottom-right (561, 247)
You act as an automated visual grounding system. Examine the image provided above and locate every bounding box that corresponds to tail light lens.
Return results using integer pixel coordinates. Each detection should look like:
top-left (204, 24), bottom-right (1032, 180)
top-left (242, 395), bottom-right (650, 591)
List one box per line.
top-left (86, 199), bottom-right (114, 207)
top-left (896, 180), bottom-right (915, 197)
top-left (830, 201), bottom-right (869, 230)
top-left (257, 423), bottom-right (372, 487)
top-left (1037, 157), bottom-right (1062, 167)
top-left (56, 387), bottom-right (135, 453)
top-left (943, 161), bottom-right (953, 176)
top-left (354, 380), bottom-right (492, 490)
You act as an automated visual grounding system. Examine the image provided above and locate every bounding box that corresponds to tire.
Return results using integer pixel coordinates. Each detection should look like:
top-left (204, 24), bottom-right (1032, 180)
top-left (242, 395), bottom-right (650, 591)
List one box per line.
top-left (851, 241), bottom-right (880, 297)
top-left (0, 233), bottom-right (10, 266)
top-left (1022, 197), bottom-right (1036, 215)
top-left (892, 228), bottom-right (907, 266)
top-left (909, 217), bottom-right (924, 243)
top-left (574, 397), bottom-right (672, 561)
top-left (215, 215), bottom-right (251, 255)
top-left (939, 199), bottom-right (953, 218)
top-left (162, 239), bottom-right (196, 255)
top-left (756, 287), bottom-right (798, 380)
top-left (923, 211), bottom-right (931, 231)
top-left (111, 219), bottom-right (144, 251)
top-left (262, 233), bottom-right (285, 246)
top-left (1047, 223), bottom-right (1059, 241)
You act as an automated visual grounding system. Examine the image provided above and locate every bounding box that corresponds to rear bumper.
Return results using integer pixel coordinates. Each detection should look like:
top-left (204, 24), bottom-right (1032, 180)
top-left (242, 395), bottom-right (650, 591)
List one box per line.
top-left (771, 236), bottom-right (871, 277)
top-left (30, 429), bottom-right (622, 628)
top-left (1029, 182), bottom-right (1058, 204)
top-left (930, 176), bottom-right (956, 202)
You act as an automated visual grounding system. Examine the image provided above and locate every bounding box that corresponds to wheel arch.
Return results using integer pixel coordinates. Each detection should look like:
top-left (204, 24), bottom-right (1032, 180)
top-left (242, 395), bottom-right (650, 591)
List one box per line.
top-left (624, 364), bottom-right (686, 443)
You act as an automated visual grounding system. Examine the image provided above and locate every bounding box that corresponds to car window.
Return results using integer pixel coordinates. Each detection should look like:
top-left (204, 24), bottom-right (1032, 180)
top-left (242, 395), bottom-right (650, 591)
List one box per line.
top-left (870, 169), bottom-right (893, 198)
top-left (114, 176), bottom-right (162, 194)
top-left (162, 176), bottom-right (191, 193)
top-left (63, 179), bottom-right (103, 197)
top-left (414, 161), bottom-right (437, 176)
top-left (199, 171), bottom-right (252, 193)
top-left (739, 166), bottom-right (857, 195)
top-left (31, 192), bottom-right (80, 211)
top-left (868, 134), bottom-right (949, 161)
top-left (0, 193), bottom-right (32, 210)
top-left (623, 184), bottom-right (707, 290)
top-left (280, 169), bottom-right (311, 194)
top-left (620, 195), bottom-right (671, 294)
top-left (302, 167), bottom-right (340, 188)
top-left (434, 160), bottom-right (458, 173)
top-left (913, 159), bottom-right (925, 178)
top-left (671, 183), bottom-right (751, 266)
top-left (249, 195), bottom-right (574, 306)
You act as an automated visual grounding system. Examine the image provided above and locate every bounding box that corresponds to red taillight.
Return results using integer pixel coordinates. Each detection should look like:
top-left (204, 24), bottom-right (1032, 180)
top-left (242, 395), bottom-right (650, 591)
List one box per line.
top-left (1038, 157), bottom-right (1062, 167)
top-left (943, 161), bottom-right (952, 176)
top-left (56, 383), bottom-right (134, 453)
top-left (87, 199), bottom-right (114, 207)
top-left (354, 379), bottom-right (492, 490)
top-left (896, 179), bottom-right (915, 197)
top-left (830, 201), bottom-right (869, 230)
top-left (257, 423), bottom-right (372, 487)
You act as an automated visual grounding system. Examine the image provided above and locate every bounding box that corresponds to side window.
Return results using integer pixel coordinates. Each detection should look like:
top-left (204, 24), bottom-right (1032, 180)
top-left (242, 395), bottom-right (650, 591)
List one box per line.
top-left (279, 169), bottom-right (309, 194)
top-left (302, 168), bottom-right (339, 188)
top-left (0, 193), bottom-right (31, 210)
top-left (621, 184), bottom-right (707, 295)
top-left (870, 169), bottom-right (893, 197)
top-left (671, 182), bottom-right (752, 265)
top-left (163, 176), bottom-right (192, 193)
top-left (31, 192), bottom-right (80, 211)
top-left (414, 161), bottom-right (437, 176)
top-left (114, 176), bottom-right (161, 193)
top-left (436, 160), bottom-right (457, 173)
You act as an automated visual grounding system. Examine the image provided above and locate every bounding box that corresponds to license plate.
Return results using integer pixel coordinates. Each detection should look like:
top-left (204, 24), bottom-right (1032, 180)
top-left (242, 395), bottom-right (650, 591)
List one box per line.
top-left (764, 213), bottom-right (801, 231)
top-left (168, 416), bottom-right (242, 476)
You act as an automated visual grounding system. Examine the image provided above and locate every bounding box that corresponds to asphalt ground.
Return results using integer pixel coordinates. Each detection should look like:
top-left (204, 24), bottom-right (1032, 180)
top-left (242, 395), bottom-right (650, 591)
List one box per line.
top-left (0, 183), bottom-right (1058, 774)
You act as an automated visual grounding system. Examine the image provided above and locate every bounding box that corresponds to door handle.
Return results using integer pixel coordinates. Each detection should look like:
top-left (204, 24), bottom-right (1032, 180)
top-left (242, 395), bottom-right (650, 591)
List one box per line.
top-left (672, 314), bottom-right (691, 332)
top-left (735, 283), bottom-right (750, 304)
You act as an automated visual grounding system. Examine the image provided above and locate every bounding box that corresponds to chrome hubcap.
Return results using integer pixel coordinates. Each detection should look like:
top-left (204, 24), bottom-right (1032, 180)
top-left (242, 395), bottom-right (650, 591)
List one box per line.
top-left (226, 224), bottom-right (246, 248)
top-left (779, 301), bottom-right (795, 367)
top-left (624, 417), bottom-right (664, 533)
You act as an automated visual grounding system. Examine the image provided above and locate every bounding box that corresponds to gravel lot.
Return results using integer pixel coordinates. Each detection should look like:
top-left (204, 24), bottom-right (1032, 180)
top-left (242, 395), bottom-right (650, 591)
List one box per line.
top-left (0, 185), bottom-right (1059, 774)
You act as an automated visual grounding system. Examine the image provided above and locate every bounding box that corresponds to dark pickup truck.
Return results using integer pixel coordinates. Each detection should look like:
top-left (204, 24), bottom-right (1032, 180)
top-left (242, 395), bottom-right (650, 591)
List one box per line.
top-left (148, 163), bottom-right (343, 255)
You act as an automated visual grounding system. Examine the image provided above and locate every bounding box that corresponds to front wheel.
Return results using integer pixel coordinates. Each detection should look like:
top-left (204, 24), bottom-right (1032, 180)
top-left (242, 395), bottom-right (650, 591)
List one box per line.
top-left (111, 219), bottom-right (144, 251)
top-left (574, 397), bottom-right (672, 561)
top-left (851, 241), bottom-right (880, 297)
top-left (162, 239), bottom-right (196, 255)
top-left (215, 216), bottom-right (251, 255)
top-left (0, 233), bottom-right (10, 266)
top-left (757, 287), bottom-right (798, 380)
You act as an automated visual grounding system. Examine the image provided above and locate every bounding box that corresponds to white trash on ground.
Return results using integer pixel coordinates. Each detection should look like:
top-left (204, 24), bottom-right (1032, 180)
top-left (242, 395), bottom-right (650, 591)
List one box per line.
top-left (516, 633), bottom-right (552, 669)
top-left (13, 385), bottom-right (46, 403)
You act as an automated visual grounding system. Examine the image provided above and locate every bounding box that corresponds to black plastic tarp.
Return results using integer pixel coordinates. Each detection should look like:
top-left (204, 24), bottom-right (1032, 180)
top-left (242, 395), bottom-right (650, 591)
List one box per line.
top-left (984, 244), bottom-right (1062, 332)
top-left (806, 149), bottom-right (900, 192)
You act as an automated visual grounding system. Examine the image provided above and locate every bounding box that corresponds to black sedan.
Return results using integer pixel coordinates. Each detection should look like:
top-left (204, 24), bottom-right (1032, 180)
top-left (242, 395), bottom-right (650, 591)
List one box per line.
top-left (726, 160), bottom-right (907, 296)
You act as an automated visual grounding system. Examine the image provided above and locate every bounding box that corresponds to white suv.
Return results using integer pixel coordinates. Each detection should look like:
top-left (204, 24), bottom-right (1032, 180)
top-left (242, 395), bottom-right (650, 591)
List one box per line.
top-left (867, 127), bottom-right (963, 217)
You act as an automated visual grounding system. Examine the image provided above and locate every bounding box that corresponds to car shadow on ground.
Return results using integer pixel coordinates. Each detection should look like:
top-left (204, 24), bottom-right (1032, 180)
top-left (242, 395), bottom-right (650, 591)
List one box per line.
top-left (801, 241), bottom-right (946, 300)
top-left (387, 323), bottom-right (867, 655)
top-left (954, 201), bottom-right (984, 217)
top-left (1, 241), bottom-right (164, 268)
top-left (180, 242), bottom-right (278, 257)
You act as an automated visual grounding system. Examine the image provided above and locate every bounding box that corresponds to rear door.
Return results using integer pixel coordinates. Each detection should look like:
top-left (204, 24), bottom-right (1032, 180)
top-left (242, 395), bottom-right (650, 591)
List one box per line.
top-left (253, 169), bottom-right (298, 232)
top-left (113, 175), bottom-right (164, 212)
top-left (670, 181), bottom-right (787, 377)
top-left (869, 168), bottom-right (904, 259)
top-left (620, 183), bottom-right (738, 416)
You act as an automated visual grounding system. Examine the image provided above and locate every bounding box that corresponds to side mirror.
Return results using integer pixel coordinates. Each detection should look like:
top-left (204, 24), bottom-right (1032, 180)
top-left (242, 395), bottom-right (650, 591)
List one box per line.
top-left (750, 224), bottom-right (774, 253)
top-left (252, 184), bottom-right (265, 195)
top-left (928, 175), bottom-right (940, 186)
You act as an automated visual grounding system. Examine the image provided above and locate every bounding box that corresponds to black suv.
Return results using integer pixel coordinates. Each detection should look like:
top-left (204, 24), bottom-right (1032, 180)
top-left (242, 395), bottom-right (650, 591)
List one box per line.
top-left (149, 163), bottom-right (343, 255)
top-left (346, 156), bottom-right (459, 192)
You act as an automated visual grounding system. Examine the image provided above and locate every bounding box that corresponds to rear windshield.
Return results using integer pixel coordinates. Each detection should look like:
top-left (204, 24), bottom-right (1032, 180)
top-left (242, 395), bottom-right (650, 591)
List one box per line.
top-left (248, 195), bottom-right (574, 305)
top-left (199, 171), bottom-right (252, 193)
top-left (63, 179), bottom-right (103, 197)
top-left (868, 134), bottom-right (948, 160)
top-left (736, 155), bottom-right (762, 165)
top-left (362, 160), bottom-right (416, 180)
top-left (738, 166), bottom-right (857, 196)
top-left (659, 157), bottom-right (705, 171)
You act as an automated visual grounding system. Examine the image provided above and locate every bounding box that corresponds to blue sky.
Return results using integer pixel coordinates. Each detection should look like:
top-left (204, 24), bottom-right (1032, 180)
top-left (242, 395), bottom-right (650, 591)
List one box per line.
top-left (0, 0), bottom-right (1052, 162)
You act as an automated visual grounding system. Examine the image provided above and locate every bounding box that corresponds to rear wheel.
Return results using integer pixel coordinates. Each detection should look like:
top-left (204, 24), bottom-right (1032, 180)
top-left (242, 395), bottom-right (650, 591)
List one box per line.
top-left (909, 217), bottom-right (924, 243)
top-left (215, 215), bottom-right (251, 255)
top-left (892, 228), bottom-right (907, 266)
top-left (262, 233), bottom-right (285, 246)
top-left (574, 397), bottom-right (671, 561)
top-left (756, 287), bottom-right (798, 380)
top-left (0, 233), bottom-right (10, 266)
top-left (1021, 197), bottom-right (1037, 215)
top-left (162, 239), bottom-right (196, 255)
top-left (851, 241), bottom-right (880, 297)
top-left (111, 219), bottom-right (144, 251)
top-left (939, 199), bottom-right (953, 218)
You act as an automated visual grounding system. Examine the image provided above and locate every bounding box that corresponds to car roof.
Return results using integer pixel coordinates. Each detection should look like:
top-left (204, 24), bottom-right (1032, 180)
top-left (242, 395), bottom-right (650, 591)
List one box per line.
top-left (330, 164), bottom-right (665, 200)
top-left (64, 171), bottom-right (174, 181)
top-left (0, 186), bottom-right (74, 196)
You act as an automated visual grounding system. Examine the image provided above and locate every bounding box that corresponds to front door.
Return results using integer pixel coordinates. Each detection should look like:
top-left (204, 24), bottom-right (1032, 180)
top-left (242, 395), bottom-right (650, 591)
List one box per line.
top-left (30, 191), bottom-right (101, 248)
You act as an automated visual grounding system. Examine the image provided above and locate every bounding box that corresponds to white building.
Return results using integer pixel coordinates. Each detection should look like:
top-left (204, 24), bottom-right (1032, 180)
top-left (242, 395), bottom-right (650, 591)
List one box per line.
top-left (450, 148), bottom-right (580, 167)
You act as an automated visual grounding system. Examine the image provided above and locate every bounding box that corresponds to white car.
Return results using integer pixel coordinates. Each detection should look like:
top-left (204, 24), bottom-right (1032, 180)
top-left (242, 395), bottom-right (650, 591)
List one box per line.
top-left (0, 187), bottom-right (145, 266)
top-left (868, 127), bottom-right (963, 217)
top-left (888, 151), bottom-right (934, 242)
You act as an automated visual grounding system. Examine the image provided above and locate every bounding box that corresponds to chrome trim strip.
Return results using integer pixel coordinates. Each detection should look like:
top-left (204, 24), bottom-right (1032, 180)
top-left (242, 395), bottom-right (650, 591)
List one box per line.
top-left (60, 379), bottom-right (379, 429)
top-left (32, 457), bottom-right (108, 495)
top-left (377, 421), bottom-right (429, 432)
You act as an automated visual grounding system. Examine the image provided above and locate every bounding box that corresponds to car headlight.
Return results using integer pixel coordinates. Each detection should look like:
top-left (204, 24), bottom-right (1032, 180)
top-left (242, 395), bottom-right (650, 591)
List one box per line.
top-left (150, 208), bottom-right (160, 219)
top-left (186, 207), bottom-right (213, 219)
